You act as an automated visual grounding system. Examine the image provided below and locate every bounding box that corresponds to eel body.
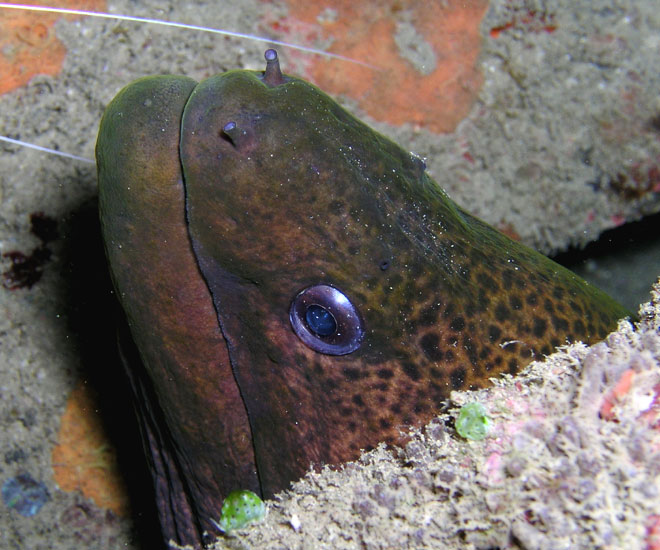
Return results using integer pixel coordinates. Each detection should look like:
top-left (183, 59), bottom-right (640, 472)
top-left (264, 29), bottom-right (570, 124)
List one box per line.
top-left (96, 51), bottom-right (630, 547)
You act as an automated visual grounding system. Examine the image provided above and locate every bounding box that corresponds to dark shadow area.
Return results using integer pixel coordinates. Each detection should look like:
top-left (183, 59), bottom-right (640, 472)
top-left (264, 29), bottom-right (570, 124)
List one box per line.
top-left (58, 196), bottom-right (165, 550)
top-left (553, 211), bottom-right (660, 312)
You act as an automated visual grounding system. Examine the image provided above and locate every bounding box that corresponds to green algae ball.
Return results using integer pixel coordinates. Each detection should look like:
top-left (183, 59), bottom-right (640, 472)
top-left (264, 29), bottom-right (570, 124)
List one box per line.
top-left (214, 490), bottom-right (266, 533)
top-left (456, 402), bottom-right (490, 440)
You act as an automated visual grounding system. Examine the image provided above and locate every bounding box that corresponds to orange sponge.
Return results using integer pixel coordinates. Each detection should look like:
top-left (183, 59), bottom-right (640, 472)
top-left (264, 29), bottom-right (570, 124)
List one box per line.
top-left (0, 0), bottom-right (106, 95)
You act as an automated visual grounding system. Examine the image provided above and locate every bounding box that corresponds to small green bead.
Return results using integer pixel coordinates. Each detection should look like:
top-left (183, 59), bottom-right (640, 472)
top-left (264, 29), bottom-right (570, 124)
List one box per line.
top-left (456, 402), bottom-right (490, 440)
top-left (214, 490), bottom-right (266, 533)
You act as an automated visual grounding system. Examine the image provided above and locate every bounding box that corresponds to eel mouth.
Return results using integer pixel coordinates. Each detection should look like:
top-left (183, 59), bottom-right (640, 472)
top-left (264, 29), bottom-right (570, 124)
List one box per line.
top-left (119, 315), bottom-right (260, 548)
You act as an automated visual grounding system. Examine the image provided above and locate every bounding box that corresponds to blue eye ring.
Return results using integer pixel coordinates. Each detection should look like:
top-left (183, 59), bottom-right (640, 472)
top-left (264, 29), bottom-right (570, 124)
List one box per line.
top-left (305, 304), bottom-right (337, 336)
top-left (289, 284), bottom-right (364, 355)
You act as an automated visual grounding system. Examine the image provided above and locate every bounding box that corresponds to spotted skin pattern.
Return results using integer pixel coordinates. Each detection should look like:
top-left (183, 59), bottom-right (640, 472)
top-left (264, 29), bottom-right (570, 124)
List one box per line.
top-left (97, 54), bottom-right (630, 547)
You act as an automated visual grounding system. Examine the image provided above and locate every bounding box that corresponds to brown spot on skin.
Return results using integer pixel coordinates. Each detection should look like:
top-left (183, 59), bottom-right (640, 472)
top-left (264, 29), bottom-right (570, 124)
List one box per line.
top-left (507, 359), bottom-right (519, 375)
top-left (403, 362), bottom-right (422, 381)
top-left (477, 272), bottom-right (498, 291)
top-left (501, 269), bottom-right (514, 288)
top-left (509, 295), bottom-right (523, 310)
top-left (477, 288), bottom-right (490, 310)
top-left (449, 367), bottom-right (466, 390)
top-left (388, 273), bottom-right (403, 288)
top-left (420, 333), bottom-right (444, 361)
top-left (514, 276), bottom-right (527, 290)
top-left (569, 300), bottom-right (583, 314)
top-left (552, 315), bottom-right (570, 332)
top-left (430, 367), bottom-right (443, 379)
top-left (504, 342), bottom-right (519, 354)
top-left (495, 303), bottom-right (511, 321)
top-left (450, 316), bottom-right (466, 331)
top-left (377, 368), bottom-right (394, 380)
top-left (328, 199), bottom-right (345, 214)
top-left (488, 325), bottom-right (502, 342)
top-left (464, 337), bottom-right (479, 366)
top-left (419, 303), bottom-right (440, 326)
top-left (352, 394), bottom-right (365, 407)
top-left (343, 367), bottom-right (362, 381)
top-left (432, 393), bottom-right (447, 408)
top-left (533, 317), bottom-right (548, 338)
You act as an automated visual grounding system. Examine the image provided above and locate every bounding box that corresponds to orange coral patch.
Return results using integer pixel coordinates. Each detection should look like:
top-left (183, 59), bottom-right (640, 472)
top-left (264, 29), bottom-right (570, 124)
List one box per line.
top-left (0, 0), bottom-right (106, 95)
top-left (262, 0), bottom-right (488, 134)
top-left (599, 368), bottom-right (635, 421)
top-left (52, 380), bottom-right (130, 516)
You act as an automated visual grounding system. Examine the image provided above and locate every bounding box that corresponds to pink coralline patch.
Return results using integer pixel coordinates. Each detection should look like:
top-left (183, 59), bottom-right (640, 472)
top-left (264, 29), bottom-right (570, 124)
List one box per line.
top-left (639, 383), bottom-right (660, 431)
top-left (646, 514), bottom-right (660, 550)
top-left (462, 151), bottom-right (475, 164)
top-left (261, 0), bottom-right (489, 134)
top-left (483, 451), bottom-right (504, 485)
top-left (610, 213), bottom-right (626, 226)
top-left (599, 368), bottom-right (635, 421)
top-left (505, 394), bottom-right (529, 415)
top-left (597, 359), bottom-right (660, 430)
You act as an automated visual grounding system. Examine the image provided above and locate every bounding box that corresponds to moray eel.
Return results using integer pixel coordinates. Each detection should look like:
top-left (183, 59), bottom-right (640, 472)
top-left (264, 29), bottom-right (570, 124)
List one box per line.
top-left (96, 50), bottom-right (630, 547)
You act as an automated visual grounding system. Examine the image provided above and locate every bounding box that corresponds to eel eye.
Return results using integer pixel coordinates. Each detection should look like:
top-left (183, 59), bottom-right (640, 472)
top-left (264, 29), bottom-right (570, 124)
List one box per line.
top-left (289, 284), bottom-right (364, 355)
